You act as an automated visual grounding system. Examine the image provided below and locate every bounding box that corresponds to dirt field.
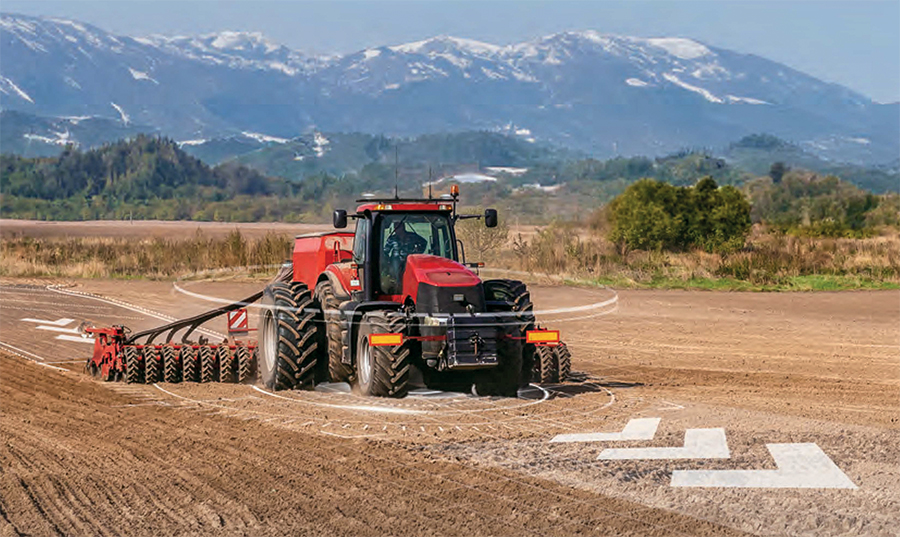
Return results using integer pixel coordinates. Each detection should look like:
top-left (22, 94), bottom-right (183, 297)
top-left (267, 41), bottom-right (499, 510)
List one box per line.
top-left (0, 276), bottom-right (897, 536)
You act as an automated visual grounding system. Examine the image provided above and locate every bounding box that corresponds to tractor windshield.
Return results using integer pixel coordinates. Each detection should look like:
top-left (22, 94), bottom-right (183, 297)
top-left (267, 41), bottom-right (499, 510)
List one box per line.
top-left (379, 212), bottom-right (454, 295)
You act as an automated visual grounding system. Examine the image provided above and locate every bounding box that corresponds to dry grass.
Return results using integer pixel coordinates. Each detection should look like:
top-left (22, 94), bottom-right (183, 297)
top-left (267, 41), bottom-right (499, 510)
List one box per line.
top-left (502, 224), bottom-right (900, 290)
top-left (1, 230), bottom-right (292, 279)
top-left (3, 224), bottom-right (898, 290)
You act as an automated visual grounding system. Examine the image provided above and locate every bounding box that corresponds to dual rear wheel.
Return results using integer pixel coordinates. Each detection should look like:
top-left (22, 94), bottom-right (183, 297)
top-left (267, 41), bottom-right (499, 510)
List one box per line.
top-left (257, 282), bottom-right (319, 391)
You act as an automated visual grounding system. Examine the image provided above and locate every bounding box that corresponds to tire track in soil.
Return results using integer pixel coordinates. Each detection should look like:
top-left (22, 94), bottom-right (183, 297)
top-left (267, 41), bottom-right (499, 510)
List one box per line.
top-left (0, 351), bottom-right (749, 537)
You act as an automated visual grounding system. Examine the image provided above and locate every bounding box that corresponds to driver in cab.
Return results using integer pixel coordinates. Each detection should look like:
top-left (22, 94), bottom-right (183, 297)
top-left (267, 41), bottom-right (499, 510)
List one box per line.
top-left (381, 221), bottom-right (426, 293)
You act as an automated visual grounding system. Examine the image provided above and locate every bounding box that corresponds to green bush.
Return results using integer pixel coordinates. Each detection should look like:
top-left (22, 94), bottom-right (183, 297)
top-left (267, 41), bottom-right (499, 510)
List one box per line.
top-left (608, 177), bottom-right (750, 253)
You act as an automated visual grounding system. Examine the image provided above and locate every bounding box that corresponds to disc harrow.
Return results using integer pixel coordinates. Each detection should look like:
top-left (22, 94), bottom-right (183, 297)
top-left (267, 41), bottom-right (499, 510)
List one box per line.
top-left (84, 290), bottom-right (261, 385)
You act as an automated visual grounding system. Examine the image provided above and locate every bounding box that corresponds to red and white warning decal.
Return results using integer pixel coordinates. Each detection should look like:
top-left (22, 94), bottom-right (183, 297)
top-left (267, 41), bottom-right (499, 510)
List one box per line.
top-left (227, 309), bottom-right (249, 333)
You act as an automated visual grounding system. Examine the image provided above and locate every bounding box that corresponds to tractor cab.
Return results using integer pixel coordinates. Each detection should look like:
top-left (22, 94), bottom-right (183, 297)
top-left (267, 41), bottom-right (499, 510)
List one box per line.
top-left (332, 192), bottom-right (496, 304)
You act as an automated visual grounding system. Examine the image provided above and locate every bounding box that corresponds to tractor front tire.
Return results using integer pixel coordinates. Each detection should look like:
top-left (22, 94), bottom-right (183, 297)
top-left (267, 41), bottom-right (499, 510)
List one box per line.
top-left (355, 312), bottom-right (411, 398)
top-left (484, 279), bottom-right (536, 385)
top-left (473, 332), bottom-right (523, 397)
top-left (258, 282), bottom-right (320, 391)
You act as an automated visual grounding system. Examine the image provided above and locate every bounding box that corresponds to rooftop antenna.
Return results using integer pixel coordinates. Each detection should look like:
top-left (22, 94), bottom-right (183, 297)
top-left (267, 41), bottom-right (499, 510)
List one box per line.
top-left (394, 145), bottom-right (399, 200)
top-left (428, 167), bottom-right (433, 199)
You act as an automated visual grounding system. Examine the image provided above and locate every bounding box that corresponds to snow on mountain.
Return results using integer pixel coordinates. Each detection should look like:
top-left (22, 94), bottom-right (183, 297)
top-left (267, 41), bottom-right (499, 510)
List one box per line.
top-left (1, 12), bottom-right (895, 164)
top-left (139, 31), bottom-right (329, 75)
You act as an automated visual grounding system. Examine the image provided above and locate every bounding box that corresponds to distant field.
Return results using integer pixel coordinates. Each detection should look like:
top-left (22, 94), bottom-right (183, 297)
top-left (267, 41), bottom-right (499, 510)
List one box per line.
top-left (0, 219), bottom-right (334, 240)
top-left (0, 219), bottom-right (543, 240)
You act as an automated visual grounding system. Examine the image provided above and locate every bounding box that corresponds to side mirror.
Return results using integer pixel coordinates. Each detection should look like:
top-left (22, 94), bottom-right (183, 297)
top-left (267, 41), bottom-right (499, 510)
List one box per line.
top-left (484, 208), bottom-right (498, 228)
top-left (333, 209), bottom-right (348, 229)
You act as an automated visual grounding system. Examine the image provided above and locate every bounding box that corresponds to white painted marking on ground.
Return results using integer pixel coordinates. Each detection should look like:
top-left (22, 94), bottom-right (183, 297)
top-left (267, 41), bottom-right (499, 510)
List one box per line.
top-left (55, 334), bottom-right (95, 344)
top-left (598, 428), bottom-right (730, 460)
top-left (671, 443), bottom-right (857, 489)
top-left (551, 417), bottom-right (661, 443)
top-left (252, 385), bottom-right (426, 414)
top-left (658, 401), bottom-right (685, 411)
top-left (0, 341), bottom-right (67, 371)
top-left (37, 326), bottom-right (82, 334)
top-left (20, 317), bottom-right (75, 326)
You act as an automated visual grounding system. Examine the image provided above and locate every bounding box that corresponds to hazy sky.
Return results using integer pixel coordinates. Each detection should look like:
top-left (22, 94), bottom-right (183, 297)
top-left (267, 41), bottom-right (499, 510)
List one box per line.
top-left (4, 0), bottom-right (898, 103)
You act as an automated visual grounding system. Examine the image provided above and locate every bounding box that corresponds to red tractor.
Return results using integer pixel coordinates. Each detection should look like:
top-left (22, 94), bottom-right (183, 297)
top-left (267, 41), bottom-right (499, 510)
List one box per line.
top-left (85, 188), bottom-right (570, 396)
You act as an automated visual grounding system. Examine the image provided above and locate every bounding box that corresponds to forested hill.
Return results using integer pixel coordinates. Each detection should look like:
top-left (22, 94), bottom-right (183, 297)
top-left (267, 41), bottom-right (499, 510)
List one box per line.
top-left (0, 135), bottom-right (347, 221)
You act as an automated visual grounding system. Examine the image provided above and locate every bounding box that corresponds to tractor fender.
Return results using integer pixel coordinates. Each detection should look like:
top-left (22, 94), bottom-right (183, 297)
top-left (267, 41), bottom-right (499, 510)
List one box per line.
top-left (318, 267), bottom-right (351, 301)
top-left (341, 301), bottom-right (404, 366)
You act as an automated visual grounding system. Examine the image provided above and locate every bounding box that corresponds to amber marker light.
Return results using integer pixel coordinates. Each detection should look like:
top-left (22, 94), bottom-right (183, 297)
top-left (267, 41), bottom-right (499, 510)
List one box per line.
top-left (369, 333), bottom-right (404, 346)
top-left (526, 330), bottom-right (560, 345)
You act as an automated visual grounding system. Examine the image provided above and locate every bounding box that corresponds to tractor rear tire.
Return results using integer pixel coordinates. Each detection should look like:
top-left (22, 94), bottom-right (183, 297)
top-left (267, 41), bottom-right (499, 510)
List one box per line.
top-left (217, 346), bottom-right (235, 383)
top-left (162, 345), bottom-right (180, 383)
top-left (235, 345), bottom-right (254, 383)
top-left (181, 346), bottom-right (198, 382)
top-left (144, 347), bottom-right (161, 384)
top-left (535, 345), bottom-right (559, 384)
top-left (124, 346), bottom-right (143, 384)
top-left (555, 342), bottom-right (571, 381)
top-left (315, 281), bottom-right (354, 383)
top-left (473, 331), bottom-right (523, 397)
top-left (258, 282), bottom-right (320, 391)
top-left (199, 346), bottom-right (216, 383)
top-left (355, 312), bottom-right (411, 398)
top-left (484, 279), bottom-right (536, 385)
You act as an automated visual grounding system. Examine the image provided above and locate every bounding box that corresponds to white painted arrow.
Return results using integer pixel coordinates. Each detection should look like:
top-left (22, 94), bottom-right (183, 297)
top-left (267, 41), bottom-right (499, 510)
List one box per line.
top-left (20, 317), bottom-right (75, 326)
top-left (551, 418), bottom-right (661, 443)
top-left (598, 428), bottom-right (730, 460)
top-left (37, 325), bottom-right (82, 334)
top-left (55, 334), bottom-right (94, 344)
top-left (671, 443), bottom-right (857, 489)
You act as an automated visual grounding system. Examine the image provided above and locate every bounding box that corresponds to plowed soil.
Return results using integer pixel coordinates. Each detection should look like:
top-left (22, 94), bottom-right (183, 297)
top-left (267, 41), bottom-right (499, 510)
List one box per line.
top-left (0, 352), bottom-right (746, 537)
top-left (1, 277), bottom-right (897, 536)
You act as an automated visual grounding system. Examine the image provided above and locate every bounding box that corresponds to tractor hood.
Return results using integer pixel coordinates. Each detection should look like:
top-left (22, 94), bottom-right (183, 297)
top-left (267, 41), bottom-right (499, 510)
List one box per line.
top-left (403, 254), bottom-right (480, 288)
top-left (402, 255), bottom-right (484, 312)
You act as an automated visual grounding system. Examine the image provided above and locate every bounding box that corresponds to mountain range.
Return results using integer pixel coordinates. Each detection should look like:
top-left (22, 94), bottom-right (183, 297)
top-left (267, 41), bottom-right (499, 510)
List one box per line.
top-left (1, 12), bottom-right (897, 165)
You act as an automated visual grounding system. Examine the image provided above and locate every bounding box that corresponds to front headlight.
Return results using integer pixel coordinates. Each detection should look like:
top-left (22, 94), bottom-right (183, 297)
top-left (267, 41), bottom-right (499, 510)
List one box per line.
top-left (422, 315), bottom-right (449, 327)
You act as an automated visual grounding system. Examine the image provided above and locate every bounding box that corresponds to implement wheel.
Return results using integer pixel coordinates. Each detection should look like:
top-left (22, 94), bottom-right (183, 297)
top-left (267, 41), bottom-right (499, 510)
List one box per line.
top-left (258, 282), bottom-right (319, 391)
top-left (124, 346), bottom-right (143, 384)
top-left (235, 345), bottom-right (254, 383)
top-left (217, 346), bottom-right (235, 383)
top-left (199, 346), bottom-right (216, 383)
top-left (144, 346), bottom-right (161, 384)
top-left (181, 346), bottom-right (198, 382)
top-left (355, 312), bottom-right (411, 398)
top-left (162, 345), bottom-right (180, 383)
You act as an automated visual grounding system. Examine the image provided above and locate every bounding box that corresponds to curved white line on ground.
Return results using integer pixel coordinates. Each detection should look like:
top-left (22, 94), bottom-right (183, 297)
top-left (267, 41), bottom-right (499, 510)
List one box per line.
top-left (47, 284), bottom-right (224, 340)
top-left (0, 340), bottom-right (67, 371)
top-left (171, 268), bottom-right (619, 322)
top-left (249, 383), bottom-right (555, 416)
top-left (252, 385), bottom-right (427, 415)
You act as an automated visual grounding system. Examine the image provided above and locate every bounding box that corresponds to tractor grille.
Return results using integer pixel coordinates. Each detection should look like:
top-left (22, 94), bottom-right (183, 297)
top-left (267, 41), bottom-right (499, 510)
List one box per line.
top-left (416, 283), bottom-right (485, 315)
